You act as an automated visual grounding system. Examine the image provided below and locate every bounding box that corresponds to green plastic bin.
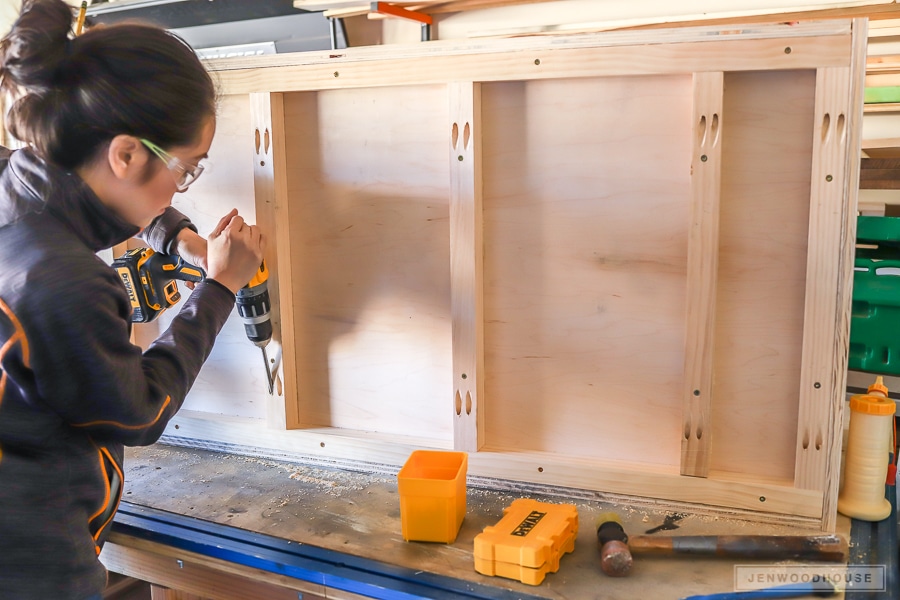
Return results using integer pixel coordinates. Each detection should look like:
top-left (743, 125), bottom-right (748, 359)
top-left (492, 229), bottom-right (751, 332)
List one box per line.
top-left (850, 216), bottom-right (900, 375)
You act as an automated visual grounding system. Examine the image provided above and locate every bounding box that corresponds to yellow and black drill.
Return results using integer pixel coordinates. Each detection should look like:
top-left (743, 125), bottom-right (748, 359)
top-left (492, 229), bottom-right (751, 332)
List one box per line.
top-left (112, 248), bottom-right (274, 392)
top-left (235, 261), bottom-right (275, 393)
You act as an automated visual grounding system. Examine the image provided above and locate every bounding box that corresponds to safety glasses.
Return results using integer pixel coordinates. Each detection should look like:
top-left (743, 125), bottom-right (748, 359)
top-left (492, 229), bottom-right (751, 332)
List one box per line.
top-left (140, 138), bottom-right (205, 192)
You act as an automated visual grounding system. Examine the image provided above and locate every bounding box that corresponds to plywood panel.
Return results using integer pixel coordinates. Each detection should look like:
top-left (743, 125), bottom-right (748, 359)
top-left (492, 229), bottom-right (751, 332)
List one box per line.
top-left (710, 70), bottom-right (816, 479)
top-left (280, 87), bottom-right (453, 438)
top-left (481, 75), bottom-right (692, 464)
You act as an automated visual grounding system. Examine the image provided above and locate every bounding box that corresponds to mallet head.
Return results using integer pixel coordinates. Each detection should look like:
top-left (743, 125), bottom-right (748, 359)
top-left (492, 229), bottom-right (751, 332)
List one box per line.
top-left (596, 512), bottom-right (633, 577)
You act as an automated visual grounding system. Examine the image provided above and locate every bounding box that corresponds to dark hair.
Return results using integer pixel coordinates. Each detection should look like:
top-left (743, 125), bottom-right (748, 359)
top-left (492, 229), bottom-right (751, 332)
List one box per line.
top-left (0, 0), bottom-right (216, 170)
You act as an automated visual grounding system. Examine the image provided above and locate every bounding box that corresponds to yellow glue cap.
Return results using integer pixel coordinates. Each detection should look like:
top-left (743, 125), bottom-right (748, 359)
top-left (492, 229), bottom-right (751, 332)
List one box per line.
top-left (849, 393), bottom-right (896, 416)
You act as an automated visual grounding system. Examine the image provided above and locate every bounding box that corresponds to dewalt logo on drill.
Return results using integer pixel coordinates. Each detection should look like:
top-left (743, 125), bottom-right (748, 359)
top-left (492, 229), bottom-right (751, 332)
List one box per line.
top-left (511, 510), bottom-right (546, 536)
top-left (116, 267), bottom-right (140, 310)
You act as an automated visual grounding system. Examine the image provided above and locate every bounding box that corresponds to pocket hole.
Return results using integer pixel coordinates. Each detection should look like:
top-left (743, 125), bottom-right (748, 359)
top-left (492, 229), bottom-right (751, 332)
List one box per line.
top-left (463, 122), bottom-right (471, 150)
top-left (465, 391), bottom-right (472, 415)
top-left (821, 113), bottom-right (831, 143)
top-left (697, 115), bottom-right (707, 146)
top-left (455, 390), bottom-right (462, 416)
top-left (264, 129), bottom-right (270, 154)
top-left (254, 129), bottom-right (261, 154)
top-left (451, 122), bottom-right (459, 150)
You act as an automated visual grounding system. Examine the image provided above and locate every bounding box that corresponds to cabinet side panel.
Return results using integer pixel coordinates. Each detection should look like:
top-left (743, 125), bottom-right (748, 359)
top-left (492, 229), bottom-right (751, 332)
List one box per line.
top-left (711, 70), bottom-right (816, 479)
top-left (281, 87), bottom-right (453, 439)
top-left (481, 75), bottom-right (692, 464)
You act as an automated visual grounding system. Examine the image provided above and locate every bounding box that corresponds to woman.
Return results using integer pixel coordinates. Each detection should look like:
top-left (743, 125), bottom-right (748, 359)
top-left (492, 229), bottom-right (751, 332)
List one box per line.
top-left (0, 1), bottom-right (264, 598)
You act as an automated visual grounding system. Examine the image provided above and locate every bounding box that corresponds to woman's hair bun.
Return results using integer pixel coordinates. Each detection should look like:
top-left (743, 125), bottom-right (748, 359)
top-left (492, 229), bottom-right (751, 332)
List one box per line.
top-left (0, 0), bottom-right (215, 170)
top-left (0, 0), bottom-right (74, 94)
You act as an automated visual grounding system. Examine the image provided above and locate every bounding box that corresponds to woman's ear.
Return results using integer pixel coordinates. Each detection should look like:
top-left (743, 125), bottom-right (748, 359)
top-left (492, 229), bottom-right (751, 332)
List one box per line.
top-left (106, 135), bottom-right (148, 182)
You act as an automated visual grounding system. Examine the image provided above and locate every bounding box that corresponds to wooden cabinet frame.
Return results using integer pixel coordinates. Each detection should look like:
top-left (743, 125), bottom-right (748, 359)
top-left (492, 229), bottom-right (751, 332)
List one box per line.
top-left (163, 19), bottom-right (867, 531)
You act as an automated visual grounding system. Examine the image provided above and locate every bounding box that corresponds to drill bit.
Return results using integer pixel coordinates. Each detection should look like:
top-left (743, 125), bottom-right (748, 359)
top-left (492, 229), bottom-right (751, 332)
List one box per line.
top-left (261, 345), bottom-right (274, 395)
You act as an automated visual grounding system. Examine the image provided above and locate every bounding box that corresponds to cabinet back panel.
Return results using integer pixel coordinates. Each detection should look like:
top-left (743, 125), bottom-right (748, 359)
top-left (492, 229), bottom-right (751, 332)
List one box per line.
top-left (281, 87), bottom-right (453, 438)
top-left (710, 70), bottom-right (815, 479)
top-left (480, 75), bottom-right (692, 463)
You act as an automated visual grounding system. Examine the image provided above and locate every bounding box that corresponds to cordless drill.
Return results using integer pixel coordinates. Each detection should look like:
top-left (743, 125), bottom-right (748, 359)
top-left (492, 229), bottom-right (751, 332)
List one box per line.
top-left (235, 261), bottom-right (275, 393)
top-left (113, 248), bottom-right (274, 392)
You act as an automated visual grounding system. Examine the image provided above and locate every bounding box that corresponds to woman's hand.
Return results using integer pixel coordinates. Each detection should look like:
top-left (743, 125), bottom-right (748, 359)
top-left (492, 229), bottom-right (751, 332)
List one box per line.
top-left (205, 209), bottom-right (265, 294)
top-left (173, 212), bottom-right (226, 289)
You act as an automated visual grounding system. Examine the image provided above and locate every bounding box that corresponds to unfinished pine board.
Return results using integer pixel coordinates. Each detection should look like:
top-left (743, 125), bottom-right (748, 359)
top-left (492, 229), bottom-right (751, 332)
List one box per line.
top-left (153, 20), bottom-right (867, 531)
top-left (250, 92), bottom-right (294, 429)
top-left (208, 21), bottom-right (852, 95)
top-left (681, 71), bottom-right (724, 478)
top-left (448, 81), bottom-right (484, 452)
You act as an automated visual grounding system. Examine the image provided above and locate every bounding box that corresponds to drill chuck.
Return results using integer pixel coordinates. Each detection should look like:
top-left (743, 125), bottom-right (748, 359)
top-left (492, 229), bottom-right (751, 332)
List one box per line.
top-left (235, 280), bottom-right (272, 347)
top-left (236, 261), bottom-right (275, 395)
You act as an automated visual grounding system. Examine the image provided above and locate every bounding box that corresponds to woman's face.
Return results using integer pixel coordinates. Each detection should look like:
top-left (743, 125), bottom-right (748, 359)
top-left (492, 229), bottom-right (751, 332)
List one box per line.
top-left (111, 116), bottom-right (216, 230)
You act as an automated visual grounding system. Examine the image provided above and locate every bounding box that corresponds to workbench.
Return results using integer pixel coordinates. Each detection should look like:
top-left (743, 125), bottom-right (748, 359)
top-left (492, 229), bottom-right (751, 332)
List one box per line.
top-left (100, 444), bottom-right (897, 600)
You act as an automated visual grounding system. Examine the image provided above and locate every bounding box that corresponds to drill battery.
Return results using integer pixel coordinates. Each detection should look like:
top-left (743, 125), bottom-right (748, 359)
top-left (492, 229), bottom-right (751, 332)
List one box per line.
top-left (112, 247), bottom-right (205, 323)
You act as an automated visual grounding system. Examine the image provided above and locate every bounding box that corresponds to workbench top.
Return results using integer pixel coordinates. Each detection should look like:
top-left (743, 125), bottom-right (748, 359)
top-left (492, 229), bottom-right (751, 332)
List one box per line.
top-left (105, 444), bottom-right (867, 599)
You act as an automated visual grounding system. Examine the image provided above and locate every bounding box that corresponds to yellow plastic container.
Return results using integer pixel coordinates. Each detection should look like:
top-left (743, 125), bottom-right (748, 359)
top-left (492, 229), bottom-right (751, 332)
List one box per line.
top-left (397, 450), bottom-right (467, 543)
top-left (473, 499), bottom-right (578, 585)
top-left (473, 532), bottom-right (576, 586)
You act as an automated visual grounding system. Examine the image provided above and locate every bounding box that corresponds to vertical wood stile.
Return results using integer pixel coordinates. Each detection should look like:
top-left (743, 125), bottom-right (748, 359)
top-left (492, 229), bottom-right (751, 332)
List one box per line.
top-left (795, 20), bottom-right (866, 532)
top-left (449, 82), bottom-right (484, 452)
top-left (250, 93), bottom-right (298, 430)
top-left (681, 72), bottom-right (724, 478)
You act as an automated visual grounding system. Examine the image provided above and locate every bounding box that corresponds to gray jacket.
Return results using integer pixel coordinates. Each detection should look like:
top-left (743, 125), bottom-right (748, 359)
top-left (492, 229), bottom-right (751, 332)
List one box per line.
top-left (0, 147), bottom-right (235, 599)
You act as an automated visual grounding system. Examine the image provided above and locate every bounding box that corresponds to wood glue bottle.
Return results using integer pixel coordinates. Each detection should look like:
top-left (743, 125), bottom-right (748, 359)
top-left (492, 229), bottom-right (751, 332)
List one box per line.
top-left (837, 376), bottom-right (896, 521)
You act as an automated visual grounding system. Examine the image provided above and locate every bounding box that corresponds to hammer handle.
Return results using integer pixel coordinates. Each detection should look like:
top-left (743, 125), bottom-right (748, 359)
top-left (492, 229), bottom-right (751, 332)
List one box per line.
top-left (628, 535), bottom-right (847, 562)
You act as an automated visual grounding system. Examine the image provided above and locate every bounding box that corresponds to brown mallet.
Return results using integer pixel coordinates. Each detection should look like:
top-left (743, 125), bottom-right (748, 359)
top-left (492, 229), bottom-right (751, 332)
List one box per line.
top-left (596, 512), bottom-right (633, 577)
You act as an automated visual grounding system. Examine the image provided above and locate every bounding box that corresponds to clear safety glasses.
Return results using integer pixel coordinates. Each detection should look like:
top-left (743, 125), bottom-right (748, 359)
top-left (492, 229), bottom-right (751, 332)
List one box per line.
top-left (140, 138), bottom-right (206, 192)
